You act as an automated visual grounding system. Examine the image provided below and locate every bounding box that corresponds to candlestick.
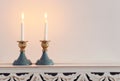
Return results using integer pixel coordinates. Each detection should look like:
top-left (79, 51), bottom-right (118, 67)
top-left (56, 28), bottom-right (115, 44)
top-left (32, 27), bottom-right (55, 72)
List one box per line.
top-left (36, 40), bottom-right (54, 65)
top-left (44, 13), bottom-right (48, 40)
top-left (13, 41), bottom-right (32, 65)
top-left (21, 12), bottom-right (24, 41)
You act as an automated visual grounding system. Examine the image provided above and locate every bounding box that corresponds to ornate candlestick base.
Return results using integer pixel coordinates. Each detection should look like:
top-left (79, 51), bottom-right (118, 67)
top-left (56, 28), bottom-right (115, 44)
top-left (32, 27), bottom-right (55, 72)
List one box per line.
top-left (36, 40), bottom-right (54, 65)
top-left (13, 41), bottom-right (32, 65)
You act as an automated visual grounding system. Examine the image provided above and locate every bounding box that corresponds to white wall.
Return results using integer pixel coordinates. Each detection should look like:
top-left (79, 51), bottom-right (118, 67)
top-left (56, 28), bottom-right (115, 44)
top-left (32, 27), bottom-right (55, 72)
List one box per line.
top-left (0, 0), bottom-right (120, 64)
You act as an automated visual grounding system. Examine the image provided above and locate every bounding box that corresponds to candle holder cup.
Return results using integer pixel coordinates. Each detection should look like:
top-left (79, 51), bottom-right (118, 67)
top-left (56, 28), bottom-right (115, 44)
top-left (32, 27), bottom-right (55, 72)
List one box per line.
top-left (13, 41), bottom-right (32, 65)
top-left (36, 40), bottom-right (54, 65)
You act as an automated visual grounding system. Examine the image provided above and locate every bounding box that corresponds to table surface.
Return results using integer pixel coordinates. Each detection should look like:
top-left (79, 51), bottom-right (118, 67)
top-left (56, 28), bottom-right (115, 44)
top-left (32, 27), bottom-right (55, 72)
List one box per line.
top-left (0, 63), bottom-right (120, 72)
top-left (0, 63), bottom-right (119, 81)
top-left (1, 63), bottom-right (120, 68)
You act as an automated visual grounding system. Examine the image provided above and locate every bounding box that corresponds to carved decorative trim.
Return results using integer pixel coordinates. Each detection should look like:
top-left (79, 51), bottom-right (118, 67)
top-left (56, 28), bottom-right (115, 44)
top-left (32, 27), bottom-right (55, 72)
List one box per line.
top-left (0, 72), bottom-right (120, 81)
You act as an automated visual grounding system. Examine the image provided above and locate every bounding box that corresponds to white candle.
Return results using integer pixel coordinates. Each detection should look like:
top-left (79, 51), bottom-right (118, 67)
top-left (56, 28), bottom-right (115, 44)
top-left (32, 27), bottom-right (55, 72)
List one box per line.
top-left (21, 12), bottom-right (24, 41)
top-left (44, 13), bottom-right (48, 40)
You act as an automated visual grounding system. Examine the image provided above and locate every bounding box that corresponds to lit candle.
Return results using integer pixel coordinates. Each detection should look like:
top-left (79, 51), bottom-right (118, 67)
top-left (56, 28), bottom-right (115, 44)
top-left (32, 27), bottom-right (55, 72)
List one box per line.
top-left (44, 13), bottom-right (48, 40)
top-left (21, 12), bottom-right (24, 41)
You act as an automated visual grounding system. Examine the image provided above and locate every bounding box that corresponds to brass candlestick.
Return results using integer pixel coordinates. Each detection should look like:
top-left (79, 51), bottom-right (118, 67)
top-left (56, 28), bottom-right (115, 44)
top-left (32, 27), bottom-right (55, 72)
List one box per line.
top-left (36, 40), bottom-right (54, 65)
top-left (13, 41), bottom-right (32, 65)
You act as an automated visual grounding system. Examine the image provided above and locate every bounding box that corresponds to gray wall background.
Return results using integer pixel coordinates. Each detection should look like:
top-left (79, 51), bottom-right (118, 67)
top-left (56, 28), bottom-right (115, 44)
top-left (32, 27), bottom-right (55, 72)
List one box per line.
top-left (0, 0), bottom-right (120, 64)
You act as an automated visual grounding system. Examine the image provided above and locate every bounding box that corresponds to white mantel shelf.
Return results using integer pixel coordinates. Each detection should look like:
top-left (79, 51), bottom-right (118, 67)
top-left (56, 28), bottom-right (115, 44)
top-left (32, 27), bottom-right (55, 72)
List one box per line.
top-left (0, 63), bottom-right (120, 81)
top-left (0, 63), bottom-right (120, 72)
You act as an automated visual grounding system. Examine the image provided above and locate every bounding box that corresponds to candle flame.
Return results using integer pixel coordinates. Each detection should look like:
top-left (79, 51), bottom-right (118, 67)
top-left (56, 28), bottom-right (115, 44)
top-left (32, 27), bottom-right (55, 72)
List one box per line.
top-left (44, 12), bottom-right (48, 23)
top-left (44, 12), bottom-right (47, 19)
top-left (21, 12), bottom-right (24, 20)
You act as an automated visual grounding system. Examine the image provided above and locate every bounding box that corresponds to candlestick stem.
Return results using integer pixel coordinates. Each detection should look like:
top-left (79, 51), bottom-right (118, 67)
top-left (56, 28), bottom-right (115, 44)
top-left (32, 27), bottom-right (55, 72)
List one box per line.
top-left (36, 40), bottom-right (54, 65)
top-left (13, 41), bottom-right (32, 65)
